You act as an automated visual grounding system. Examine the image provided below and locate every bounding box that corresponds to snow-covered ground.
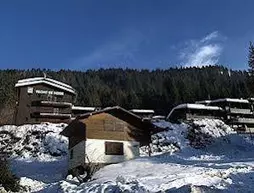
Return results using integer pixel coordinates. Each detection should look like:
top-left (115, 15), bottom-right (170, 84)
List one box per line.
top-left (1, 119), bottom-right (254, 192)
top-left (0, 123), bottom-right (69, 192)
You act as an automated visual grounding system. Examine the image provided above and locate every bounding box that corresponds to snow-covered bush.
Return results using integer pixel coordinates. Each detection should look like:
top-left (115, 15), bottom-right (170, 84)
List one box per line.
top-left (0, 123), bottom-right (68, 160)
top-left (187, 119), bottom-right (235, 148)
top-left (146, 119), bottom-right (235, 155)
top-left (141, 121), bottom-right (190, 155)
top-left (44, 132), bottom-right (68, 156)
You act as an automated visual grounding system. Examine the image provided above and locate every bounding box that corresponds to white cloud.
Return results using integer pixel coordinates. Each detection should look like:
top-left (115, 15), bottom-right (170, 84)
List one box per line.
top-left (72, 30), bottom-right (145, 69)
top-left (179, 31), bottom-right (224, 67)
top-left (201, 31), bottom-right (219, 43)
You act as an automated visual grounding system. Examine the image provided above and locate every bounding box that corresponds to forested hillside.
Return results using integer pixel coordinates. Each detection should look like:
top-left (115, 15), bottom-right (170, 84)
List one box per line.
top-left (0, 65), bottom-right (250, 124)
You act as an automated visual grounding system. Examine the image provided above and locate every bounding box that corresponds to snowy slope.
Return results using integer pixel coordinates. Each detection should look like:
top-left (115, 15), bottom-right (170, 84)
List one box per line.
top-left (1, 120), bottom-right (254, 192)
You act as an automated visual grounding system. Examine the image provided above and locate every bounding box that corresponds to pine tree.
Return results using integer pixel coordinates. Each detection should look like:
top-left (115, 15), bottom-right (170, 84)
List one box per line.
top-left (249, 42), bottom-right (254, 71)
top-left (248, 41), bottom-right (254, 95)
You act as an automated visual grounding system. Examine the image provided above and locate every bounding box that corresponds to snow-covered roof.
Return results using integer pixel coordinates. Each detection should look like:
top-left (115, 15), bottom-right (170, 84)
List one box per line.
top-left (167, 103), bottom-right (222, 119)
top-left (129, 109), bottom-right (155, 114)
top-left (80, 106), bottom-right (142, 119)
top-left (15, 77), bottom-right (76, 95)
top-left (173, 104), bottom-right (222, 111)
top-left (195, 100), bottom-right (211, 104)
top-left (210, 98), bottom-right (249, 103)
top-left (152, 115), bottom-right (165, 119)
top-left (71, 106), bottom-right (97, 111)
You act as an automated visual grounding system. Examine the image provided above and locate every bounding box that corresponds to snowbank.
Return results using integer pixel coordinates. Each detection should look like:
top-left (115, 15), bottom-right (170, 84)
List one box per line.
top-left (0, 123), bottom-right (69, 192)
top-left (141, 121), bottom-right (190, 155)
top-left (187, 119), bottom-right (235, 148)
top-left (144, 119), bottom-right (235, 156)
top-left (0, 123), bottom-right (68, 161)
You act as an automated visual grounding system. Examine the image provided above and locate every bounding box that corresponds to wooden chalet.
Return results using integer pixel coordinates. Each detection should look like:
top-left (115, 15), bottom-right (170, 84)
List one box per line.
top-left (14, 77), bottom-right (76, 125)
top-left (60, 106), bottom-right (160, 175)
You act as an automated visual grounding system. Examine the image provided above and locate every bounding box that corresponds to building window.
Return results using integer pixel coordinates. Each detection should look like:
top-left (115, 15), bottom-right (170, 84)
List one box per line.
top-left (70, 149), bottom-right (73, 159)
top-left (105, 142), bottom-right (124, 155)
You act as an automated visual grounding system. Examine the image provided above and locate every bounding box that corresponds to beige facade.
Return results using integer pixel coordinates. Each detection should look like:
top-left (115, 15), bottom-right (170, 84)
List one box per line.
top-left (68, 139), bottom-right (140, 171)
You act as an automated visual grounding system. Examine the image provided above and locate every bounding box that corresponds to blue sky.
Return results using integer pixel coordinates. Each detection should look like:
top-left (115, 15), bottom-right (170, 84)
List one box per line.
top-left (0, 0), bottom-right (253, 70)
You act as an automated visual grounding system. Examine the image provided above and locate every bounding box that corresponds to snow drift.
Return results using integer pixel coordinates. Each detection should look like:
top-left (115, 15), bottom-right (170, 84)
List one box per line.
top-left (142, 119), bottom-right (235, 156)
top-left (0, 123), bottom-right (68, 161)
top-left (0, 123), bottom-right (69, 192)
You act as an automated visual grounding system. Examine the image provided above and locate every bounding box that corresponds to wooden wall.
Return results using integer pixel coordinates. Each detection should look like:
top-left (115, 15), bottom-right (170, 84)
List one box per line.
top-left (64, 112), bottom-right (151, 150)
top-left (80, 112), bottom-right (150, 144)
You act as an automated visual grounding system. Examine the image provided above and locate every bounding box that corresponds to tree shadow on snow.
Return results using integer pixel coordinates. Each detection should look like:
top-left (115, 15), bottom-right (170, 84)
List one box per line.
top-left (164, 170), bottom-right (254, 193)
top-left (222, 170), bottom-right (254, 192)
top-left (10, 157), bottom-right (68, 183)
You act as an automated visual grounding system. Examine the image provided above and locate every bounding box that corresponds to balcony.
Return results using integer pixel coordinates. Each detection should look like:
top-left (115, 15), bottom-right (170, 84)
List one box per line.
top-left (31, 105), bottom-right (71, 113)
top-left (31, 100), bottom-right (72, 107)
top-left (231, 117), bottom-right (254, 125)
top-left (186, 114), bottom-right (219, 121)
top-left (228, 108), bottom-right (252, 115)
top-left (40, 101), bottom-right (72, 107)
top-left (31, 112), bottom-right (71, 119)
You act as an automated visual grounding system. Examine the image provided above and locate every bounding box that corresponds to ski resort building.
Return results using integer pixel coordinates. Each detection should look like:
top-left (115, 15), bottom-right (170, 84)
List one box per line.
top-left (209, 98), bottom-right (254, 126)
top-left (167, 103), bottom-right (224, 122)
top-left (14, 77), bottom-right (77, 125)
top-left (168, 98), bottom-right (254, 133)
top-left (61, 106), bottom-right (159, 175)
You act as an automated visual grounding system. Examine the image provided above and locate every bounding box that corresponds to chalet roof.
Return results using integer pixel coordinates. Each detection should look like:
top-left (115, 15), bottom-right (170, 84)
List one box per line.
top-left (173, 103), bottom-right (222, 110)
top-left (15, 77), bottom-right (76, 95)
top-left (77, 106), bottom-right (142, 120)
top-left (152, 115), bottom-right (165, 120)
top-left (129, 109), bottom-right (155, 114)
top-left (210, 98), bottom-right (249, 103)
top-left (195, 100), bottom-right (211, 104)
top-left (61, 106), bottom-right (163, 137)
